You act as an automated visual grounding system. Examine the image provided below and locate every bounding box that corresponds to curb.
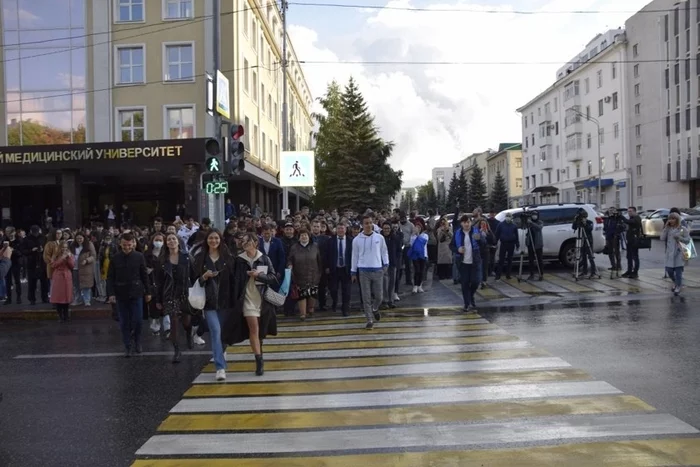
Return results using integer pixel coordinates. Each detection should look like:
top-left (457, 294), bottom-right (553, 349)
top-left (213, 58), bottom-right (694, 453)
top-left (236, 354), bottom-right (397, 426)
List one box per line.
top-left (0, 307), bottom-right (112, 321)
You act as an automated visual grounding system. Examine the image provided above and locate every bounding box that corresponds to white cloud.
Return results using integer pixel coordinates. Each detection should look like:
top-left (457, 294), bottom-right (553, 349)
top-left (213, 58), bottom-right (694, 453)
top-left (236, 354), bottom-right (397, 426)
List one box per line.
top-left (289, 0), bottom-right (650, 187)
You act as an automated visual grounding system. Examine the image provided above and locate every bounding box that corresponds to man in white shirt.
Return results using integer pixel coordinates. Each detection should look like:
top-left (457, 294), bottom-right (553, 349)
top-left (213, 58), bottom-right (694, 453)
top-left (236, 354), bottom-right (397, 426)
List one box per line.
top-left (351, 215), bottom-right (389, 329)
top-left (177, 215), bottom-right (199, 248)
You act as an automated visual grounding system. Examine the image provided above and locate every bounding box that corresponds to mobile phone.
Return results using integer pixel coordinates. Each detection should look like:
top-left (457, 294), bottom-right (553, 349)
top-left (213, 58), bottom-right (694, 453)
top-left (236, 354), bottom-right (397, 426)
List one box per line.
top-left (210, 270), bottom-right (220, 276)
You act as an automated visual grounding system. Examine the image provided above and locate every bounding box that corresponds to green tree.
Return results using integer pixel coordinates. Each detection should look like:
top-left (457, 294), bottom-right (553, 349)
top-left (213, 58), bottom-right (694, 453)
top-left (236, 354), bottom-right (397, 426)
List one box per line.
top-left (399, 189), bottom-right (415, 213)
top-left (456, 168), bottom-right (470, 212)
top-left (314, 78), bottom-right (402, 211)
top-left (7, 118), bottom-right (85, 146)
top-left (468, 165), bottom-right (487, 211)
top-left (489, 171), bottom-right (509, 212)
top-left (415, 180), bottom-right (438, 214)
top-left (446, 172), bottom-right (459, 213)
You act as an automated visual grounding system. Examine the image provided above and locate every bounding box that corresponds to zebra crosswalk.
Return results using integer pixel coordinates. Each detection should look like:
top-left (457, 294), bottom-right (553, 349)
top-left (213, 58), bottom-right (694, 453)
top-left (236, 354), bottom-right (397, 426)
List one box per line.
top-left (132, 309), bottom-right (700, 466)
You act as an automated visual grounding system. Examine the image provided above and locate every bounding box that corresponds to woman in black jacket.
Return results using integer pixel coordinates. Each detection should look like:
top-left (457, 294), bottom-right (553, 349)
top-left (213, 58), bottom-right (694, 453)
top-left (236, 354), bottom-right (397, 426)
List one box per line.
top-left (192, 229), bottom-right (235, 382)
top-left (222, 232), bottom-right (279, 376)
top-left (155, 233), bottom-right (193, 363)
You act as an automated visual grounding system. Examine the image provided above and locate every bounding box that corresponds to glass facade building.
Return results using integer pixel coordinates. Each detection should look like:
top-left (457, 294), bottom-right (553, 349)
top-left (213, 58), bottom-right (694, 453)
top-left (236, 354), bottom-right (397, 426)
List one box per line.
top-left (2, 0), bottom-right (86, 146)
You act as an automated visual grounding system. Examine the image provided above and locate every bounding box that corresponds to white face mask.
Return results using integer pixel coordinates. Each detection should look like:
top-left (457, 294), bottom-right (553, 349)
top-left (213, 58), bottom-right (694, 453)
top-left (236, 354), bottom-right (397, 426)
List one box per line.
top-left (153, 241), bottom-right (164, 249)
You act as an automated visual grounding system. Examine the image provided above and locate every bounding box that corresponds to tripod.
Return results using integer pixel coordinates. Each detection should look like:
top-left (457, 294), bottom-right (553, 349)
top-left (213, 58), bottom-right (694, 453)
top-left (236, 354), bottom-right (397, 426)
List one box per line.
top-left (517, 225), bottom-right (541, 283)
top-left (573, 224), bottom-right (600, 281)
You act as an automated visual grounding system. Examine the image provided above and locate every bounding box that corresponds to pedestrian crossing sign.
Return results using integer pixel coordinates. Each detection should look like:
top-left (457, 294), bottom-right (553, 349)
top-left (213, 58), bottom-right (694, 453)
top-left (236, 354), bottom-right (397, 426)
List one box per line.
top-left (206, 156), bottom-right (221, 173)
top-left (279, 151), bottom-right (315, 187)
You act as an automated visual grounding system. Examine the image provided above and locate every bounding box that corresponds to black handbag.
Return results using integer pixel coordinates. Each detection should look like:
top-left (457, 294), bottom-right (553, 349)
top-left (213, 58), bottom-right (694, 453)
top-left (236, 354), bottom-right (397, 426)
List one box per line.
top-left (637, 235), bottom-right (652, 249)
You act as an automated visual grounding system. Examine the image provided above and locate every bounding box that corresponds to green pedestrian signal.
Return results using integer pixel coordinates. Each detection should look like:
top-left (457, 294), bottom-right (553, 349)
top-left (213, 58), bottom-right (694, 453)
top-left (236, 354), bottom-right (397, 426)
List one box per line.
top-left (206, 156), bottom-right (221, 173)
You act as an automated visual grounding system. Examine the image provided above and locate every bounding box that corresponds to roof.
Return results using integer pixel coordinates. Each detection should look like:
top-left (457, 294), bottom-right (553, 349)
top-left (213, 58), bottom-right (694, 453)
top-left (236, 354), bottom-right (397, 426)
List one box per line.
top-left (498, 143), bottom-right (521, 152)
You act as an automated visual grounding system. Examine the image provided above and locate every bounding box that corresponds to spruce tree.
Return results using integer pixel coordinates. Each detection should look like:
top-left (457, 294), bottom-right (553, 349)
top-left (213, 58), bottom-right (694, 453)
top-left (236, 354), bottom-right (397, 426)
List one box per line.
top-left (469, 165), bottom-right (487, 211)
top-left (456, 168), bottom-right (470, 212)
top-left (489, 171), bottom-right (509, 212)
top-left (446, 172), bottom-right (459, 213)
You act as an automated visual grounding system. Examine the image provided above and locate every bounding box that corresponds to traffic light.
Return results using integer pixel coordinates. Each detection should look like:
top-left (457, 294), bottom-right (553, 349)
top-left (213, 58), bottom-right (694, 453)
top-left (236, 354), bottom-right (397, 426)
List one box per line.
top-left (229, 124), bottom-right (245, 175)
top-left (204, 138), bottom-right (222, 173)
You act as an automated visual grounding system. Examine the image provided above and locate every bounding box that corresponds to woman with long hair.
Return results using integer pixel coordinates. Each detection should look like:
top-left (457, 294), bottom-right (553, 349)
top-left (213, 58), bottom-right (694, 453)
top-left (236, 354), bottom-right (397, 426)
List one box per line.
top-left (436, 218), bottom-right (454, 280)
top-left (70, 232), bottom-right (96, 306)
top-left (224, 233), bottom-right (279, 376)
top-left (661, 212), bottom-right (691, 296)
top-left (192, 229), bottom-right (234, 382)
top-left (147, 232), bottom-right (171, 337)
top-left (287, 228), bottom-right (322, 320)
top-left (155, 233), bottom-right (193, 363)
top-left (50, 241), bottom-right (75, 322)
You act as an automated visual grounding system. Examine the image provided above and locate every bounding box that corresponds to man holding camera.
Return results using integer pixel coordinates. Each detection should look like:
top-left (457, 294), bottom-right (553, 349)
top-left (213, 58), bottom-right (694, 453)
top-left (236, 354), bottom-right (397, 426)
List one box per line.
top-left (622, 207), bottom-right (643, 279)
top-left (572, 209), bottom-right (598, 278)
top-left (524, 211), bottom-right (544, 281)
top-left (603, 208), bottom-right (626, 273)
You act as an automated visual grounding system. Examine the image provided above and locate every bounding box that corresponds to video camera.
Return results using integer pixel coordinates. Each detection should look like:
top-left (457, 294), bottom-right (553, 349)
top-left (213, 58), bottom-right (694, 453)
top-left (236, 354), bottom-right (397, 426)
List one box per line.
top-left (572, 208), bottom-right (588, 228)
top-left (518, 209), bottom-right (539, 229)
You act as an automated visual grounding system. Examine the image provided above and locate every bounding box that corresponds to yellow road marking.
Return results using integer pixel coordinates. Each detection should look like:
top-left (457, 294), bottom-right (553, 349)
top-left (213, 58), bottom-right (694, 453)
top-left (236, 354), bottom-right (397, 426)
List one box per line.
top-left (543, 274), bottom-right (594, 293)
top-left (502, 277), bottom-right (546, 293)
top-left (278, 310), bottom-right (480, 327)
top-left (475, 285), bottom-right (505, 299)
top-left (185, 368), bottom-right (590, 397)
top-left (227, 334), bottom-right (518, 353)
top-left (270, 323), bottom-right (498, 338)
top-left (133, 437), bottom-right (700, 466)
top-left (201, 347), bottom-right (550, 373)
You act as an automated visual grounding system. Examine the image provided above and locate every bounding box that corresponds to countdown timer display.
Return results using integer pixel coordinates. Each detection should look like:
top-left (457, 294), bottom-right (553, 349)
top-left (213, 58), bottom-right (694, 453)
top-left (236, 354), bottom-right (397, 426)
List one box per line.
top-left (204, 181), bottom-right (228, 194)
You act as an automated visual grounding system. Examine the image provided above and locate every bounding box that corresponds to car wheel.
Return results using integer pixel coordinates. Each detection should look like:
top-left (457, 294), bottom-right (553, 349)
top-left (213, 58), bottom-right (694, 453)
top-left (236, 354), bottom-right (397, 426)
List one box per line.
top-left (559, 240), bottom-right (576, 269)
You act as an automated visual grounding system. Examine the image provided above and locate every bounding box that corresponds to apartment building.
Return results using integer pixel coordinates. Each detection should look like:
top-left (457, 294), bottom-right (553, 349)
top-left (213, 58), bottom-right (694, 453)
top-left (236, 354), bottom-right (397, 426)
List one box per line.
top-left (0, 0), bottom-right (313, 226)
top-left (625, 0), bottom-right (698, 208)
top-left (517, 29), bottom-right (631, 209)
top-left (486, 143), bottom-right (523, 208)
top-left (431, 165), bottom-right (458, 199)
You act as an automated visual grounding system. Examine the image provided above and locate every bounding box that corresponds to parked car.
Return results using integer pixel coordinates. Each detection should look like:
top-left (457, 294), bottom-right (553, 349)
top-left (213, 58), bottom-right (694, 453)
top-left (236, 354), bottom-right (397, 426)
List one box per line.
top-left (641, 208), bottom-right (700, 237)
top-left (495, 203), bottom-right (605, 268)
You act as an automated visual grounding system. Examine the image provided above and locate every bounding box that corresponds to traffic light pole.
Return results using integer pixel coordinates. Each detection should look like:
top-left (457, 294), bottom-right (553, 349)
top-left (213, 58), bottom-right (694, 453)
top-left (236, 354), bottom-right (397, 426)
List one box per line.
top-left (281, 0), bottom-right (289, 219)
top-left (208, 0), bottom-right (225, 228)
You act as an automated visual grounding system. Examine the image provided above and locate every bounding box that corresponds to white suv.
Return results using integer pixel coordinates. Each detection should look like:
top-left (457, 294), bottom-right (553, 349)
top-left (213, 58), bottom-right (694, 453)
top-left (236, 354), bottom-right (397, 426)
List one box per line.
top-left (494, 203), bottom-right (605, 268)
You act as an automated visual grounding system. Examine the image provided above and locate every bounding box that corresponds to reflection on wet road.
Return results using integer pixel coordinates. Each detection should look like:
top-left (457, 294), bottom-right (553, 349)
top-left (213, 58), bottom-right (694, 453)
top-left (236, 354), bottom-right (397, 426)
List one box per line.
top-left (131, 308), bottom-right (700, 466)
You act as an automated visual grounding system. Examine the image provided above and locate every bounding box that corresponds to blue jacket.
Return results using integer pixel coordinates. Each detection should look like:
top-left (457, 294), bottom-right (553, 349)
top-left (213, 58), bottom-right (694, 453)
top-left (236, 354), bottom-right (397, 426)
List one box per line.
top-left (326, 234), bottom-right (353, 276)
top-left (495, 221), bottom-right (519, 247)
top-left (408, 233), bottom-right (428, 261)
top-left (452, 227), bottom-right (487, 262)
top-left (258, 236), bottom-right (286, 277)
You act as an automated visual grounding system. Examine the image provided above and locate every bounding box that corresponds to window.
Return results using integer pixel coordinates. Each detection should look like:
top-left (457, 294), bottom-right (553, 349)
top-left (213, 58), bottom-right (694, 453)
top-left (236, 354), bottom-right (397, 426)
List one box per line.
top-left (585, 78), bottom-right (590, 94)
top-left (515, 158), bottom-right (522, 168)
top-left (262, 131), bottom-right (267, 161)
top-left (634, 83), bottom-right (640, 97)
top-left (261, 84), bottom-right (266, 112)
top-left (165, 106), bottom-right (195, 139)
top-left (117, 0), bottom-right (144, 22)
top-left (274, 101), bottom-right (278, 126)
top-left (612, 92), bottom-right (618, 110)
top-left (587, 160), bottom-right (592, 175)
top-left (252, 71), bottom-right (258, 102)
top-left (587, 133), bottom-right (592, 149)
top-left (564, 81), bottom-right (579, 100)
top-left (252, 124), bottom-right (258, 154)
top-left (599, 127), bottom-right (605, 144)
top-left (598, 99), bottom-right (604, 116)
top-left (637, 165), bottom-right (642, 176)
top-left (633, 43), bottom-right (639, 57)
top-left (613, 123), bottom-right (619, 139)
top-left (267, 94), bottom-right (272, 119)
top-left (116, 45), bottom-right (145, 84)
top-left (576, 165), bottom-right (581, 178)
top-left (637, 186), bottom-right (643, 197)
top-left (163, 43), bottom-right (194, 82)
top-left (243, 58), bottom-right (249, 93)
top-left (687, 108), bottom-right (692, 131)
top-left (634, 64), bottom-right (639, 78)
top-left (163, 0), bottom-right (193, 19)
top-left (601, 158), bottom-right (606, 172)
top-left (515, 178), bottom-right (522, 188)
top-left (554, 97), bottom-right (558, 111)
top-left (597, 70), bottom-right (602, 88)
top-left (635, 103), bottom-right (641, 115)
top-left (614, 153), bottom-right (620, 170)
top-left (612, 62), bottom-right (617, 79)
top-left (117, 108), bottom-right (145, 141)
top-left (252, 20), bottom-right (258, 51)
top-left (665, 68), bottom-right (670, 89)
top-left (243, 9), bottom-right (249, 36)
top-left (636, 144), bottom-right (642, 157)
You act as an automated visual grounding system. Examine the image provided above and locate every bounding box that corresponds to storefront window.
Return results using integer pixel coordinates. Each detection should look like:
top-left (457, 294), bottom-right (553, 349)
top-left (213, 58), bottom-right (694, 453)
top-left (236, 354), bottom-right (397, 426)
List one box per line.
top-left (2, 0), bottom-right (86, 145)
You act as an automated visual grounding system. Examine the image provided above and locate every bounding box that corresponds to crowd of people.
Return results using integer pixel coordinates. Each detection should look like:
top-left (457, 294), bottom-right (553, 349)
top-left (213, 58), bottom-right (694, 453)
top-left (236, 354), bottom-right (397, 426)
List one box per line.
top-left (0, 201), bottom-right (693, 381)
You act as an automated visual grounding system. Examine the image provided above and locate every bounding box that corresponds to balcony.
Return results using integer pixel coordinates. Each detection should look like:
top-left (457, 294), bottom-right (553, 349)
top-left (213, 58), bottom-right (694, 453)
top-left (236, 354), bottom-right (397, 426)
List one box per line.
top-left (540, 157), bottom-right (554, 170)
top-left (566, 149), bottom-right (583, 163)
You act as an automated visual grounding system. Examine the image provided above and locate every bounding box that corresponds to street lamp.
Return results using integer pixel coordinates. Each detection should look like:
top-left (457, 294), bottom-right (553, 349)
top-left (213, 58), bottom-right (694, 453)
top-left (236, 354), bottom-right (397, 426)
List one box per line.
top-left (571, 108), bottom-right (602, 208)
top-left (369, 184), bottom-right (376, 194)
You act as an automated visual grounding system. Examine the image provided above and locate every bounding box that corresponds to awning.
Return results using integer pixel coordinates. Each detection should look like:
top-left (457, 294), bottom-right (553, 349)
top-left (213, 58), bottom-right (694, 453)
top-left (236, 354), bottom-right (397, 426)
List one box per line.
top-left (583, 178), bottom-right (614, 189)
top-left (530, 185), bottom-right (559, 194)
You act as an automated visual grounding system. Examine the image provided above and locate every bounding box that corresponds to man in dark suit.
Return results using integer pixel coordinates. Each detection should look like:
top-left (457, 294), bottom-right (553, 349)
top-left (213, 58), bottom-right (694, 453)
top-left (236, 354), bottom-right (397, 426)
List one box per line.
top-left (325, 222), bottom-right (352, 316)
top-left (259, 223), bottom-right (286, 279)
top-left (312, 219), bottom-right (330, 310)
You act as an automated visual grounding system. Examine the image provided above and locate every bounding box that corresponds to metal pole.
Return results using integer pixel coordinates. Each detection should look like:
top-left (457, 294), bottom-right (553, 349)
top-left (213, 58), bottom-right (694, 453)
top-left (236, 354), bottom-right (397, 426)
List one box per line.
top-left (596, 120), bottom-right (602, 209)
top-left (210, 0), bottom-right (224, 228)
top-left (281, 0), bottom-right (289, 219)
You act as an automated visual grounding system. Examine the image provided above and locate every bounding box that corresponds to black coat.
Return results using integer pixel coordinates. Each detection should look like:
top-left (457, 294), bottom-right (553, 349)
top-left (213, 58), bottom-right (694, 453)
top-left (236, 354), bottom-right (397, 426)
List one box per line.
top-left (155, 252), bottom-right (191, 305)
top-left (222, 253), bottom-right (279, 346)
top-left (20, 234), bottom-right (45, 271)
top-left (382, 232), bottom-right (402, 268)
top-left (106, 251), bottom-right (150, 300)
top-left (191, 252), bottom-right (235, 311)
top-left (326, 234), bottom-right (353, 276)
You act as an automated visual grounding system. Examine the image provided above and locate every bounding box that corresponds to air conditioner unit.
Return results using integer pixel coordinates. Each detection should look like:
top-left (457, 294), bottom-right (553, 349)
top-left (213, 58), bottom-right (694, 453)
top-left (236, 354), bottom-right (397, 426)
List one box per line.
top-left (604, 96), bottom-right (612, 103)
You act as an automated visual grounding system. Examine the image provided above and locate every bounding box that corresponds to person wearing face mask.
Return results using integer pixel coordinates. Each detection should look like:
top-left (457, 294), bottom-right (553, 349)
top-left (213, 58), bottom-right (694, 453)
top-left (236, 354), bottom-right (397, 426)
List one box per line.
top-left (147, 233), bottom-right (171, 337)
top-left (494, 213), bottom-right (519, 280)
top-left (525, 211), bottom-right (544, 281)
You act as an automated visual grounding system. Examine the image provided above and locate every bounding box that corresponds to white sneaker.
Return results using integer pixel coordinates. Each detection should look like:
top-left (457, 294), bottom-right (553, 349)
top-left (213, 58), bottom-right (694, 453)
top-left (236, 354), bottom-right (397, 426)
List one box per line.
top-left (193, 335), bottom-right (206, 345)
top-left (393, 293), bottom-right (400, 302)
top-left (215, 369), bottom-right (226, 381)
top-left (223, 351), bottom-right (228, 361)
top-left (418, 286), bottom-right (425, 293)
top-left (412, 286), bottom-right (418, 294)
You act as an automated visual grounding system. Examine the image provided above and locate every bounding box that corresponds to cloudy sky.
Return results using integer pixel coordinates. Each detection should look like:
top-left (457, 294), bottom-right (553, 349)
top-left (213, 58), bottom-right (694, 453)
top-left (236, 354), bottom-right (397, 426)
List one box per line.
top-left (287, 0), bottom-right (652, 187)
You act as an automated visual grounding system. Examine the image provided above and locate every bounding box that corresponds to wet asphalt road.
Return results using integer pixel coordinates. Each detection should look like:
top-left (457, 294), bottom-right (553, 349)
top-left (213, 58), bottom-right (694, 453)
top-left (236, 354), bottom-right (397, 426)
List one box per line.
top-left (2, 290), bottom-right (700, 466)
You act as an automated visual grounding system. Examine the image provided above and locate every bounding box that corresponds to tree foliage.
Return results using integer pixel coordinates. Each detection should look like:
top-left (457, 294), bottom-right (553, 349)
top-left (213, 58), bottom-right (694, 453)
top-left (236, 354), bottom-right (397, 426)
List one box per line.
top-left (314, 78), bottom-right (402, 211)
top-left (8, 118), bottom-right (86, 146)
top-left (399, 189), bottom-right (415, 214)
top-left (456, 168), bottom-right (470, 211)
top-left (468, 165), bottom-right (487, 211)
top-left (446, 172), bottom-right (459, 213)
top-left (489, 171), bottom-right (509, 213)
top-left (415, 181), bottom-right (438, 214)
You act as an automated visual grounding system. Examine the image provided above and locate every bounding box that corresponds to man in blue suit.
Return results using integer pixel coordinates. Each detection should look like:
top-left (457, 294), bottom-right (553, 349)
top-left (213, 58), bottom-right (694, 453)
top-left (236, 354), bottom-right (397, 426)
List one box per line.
top-left (259, 223), bottom-right (286, 280)
top-left (325, 222), bottom-right (352, 316)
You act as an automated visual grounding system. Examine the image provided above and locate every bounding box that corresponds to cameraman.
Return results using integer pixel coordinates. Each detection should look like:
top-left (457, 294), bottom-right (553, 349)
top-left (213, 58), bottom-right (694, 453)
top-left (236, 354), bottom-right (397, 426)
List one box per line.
top-left (603, 208), bottom-right (626, 273)
top-left (622, 207), bottom-right (642, 279)
top-left (572, 209), bottom-right (598, 278)
top-left (524, 211), bottom-right (544, 281)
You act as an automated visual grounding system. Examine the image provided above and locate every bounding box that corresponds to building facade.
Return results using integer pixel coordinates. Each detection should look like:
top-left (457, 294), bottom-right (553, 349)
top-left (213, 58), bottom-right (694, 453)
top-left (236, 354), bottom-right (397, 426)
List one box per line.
top-left (517, 29), bottom-right (631, 209)
top-left (625, 0), bottom-right (697, 209)
top-left (0, 0), bottom-right (313, 227)
top-left (486, 143), bottom-right (523, 208)
top-left (431, 166), bottom-right (458, 199)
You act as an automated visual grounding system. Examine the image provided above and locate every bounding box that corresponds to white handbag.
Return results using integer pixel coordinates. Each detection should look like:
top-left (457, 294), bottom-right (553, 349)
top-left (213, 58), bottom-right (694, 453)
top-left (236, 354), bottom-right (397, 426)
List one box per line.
top-left (188, 280), bottom-right (206, 310)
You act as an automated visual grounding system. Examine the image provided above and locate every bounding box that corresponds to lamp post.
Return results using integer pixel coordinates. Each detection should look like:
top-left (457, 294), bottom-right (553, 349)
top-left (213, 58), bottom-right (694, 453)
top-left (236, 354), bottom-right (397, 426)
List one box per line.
top-left (571, 108), bottom-right (602, 208)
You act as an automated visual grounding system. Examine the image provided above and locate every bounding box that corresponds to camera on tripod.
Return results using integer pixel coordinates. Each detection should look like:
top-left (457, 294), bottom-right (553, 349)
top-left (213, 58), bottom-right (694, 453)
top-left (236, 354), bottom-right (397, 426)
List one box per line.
top-left (572, 208), bottom-right (588, 229)
top-left (518, 210), bottom-right (538, 229)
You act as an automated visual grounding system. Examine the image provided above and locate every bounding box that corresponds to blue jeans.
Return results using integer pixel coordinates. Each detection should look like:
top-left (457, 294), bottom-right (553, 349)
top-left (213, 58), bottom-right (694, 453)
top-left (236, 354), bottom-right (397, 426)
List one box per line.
top-left (666, 266), bottom-right (684, 289)
top-left (205, 309), bottom-right (227, 371)
top-left (458, 262), bottom-right (479, 308)
top-left (80, 288), bottom-right (92, 304)
top-left (117, 297), bottom-right (143, 349)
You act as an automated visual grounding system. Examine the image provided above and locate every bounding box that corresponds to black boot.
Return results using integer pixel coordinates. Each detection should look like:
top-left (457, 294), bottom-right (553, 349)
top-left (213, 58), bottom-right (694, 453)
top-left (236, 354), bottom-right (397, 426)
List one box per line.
top-left (172, 344), bottom-right (181, 364)
top-left (185, 328), bottom-right (193, 350)
top-left (255, 354), bottom-right (264, 376)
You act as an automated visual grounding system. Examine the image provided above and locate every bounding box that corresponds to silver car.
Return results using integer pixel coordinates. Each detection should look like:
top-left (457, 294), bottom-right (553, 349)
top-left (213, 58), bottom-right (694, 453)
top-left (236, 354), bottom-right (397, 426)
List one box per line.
top-left (641, 209), bottom-right (700, 237)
